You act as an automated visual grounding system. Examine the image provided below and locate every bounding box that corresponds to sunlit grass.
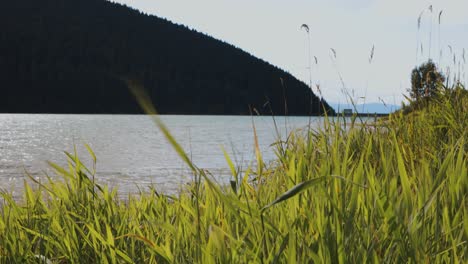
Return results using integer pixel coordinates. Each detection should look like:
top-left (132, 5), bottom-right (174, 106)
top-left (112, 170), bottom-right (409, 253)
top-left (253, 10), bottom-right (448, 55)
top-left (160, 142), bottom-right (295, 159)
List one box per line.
top-left (0, 84), bottom-right (467, 263)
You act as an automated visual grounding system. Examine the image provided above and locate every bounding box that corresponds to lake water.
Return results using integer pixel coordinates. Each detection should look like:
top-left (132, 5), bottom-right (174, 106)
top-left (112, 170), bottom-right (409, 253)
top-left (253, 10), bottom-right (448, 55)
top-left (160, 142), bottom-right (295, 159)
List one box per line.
top-left (0, 114), bottom-right (322, 197)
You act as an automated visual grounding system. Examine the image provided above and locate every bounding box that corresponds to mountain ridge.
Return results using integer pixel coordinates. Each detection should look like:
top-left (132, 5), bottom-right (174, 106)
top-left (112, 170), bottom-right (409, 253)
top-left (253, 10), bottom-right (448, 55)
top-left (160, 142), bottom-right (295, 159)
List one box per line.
top-left (0, 0), bottom-right (333, 115)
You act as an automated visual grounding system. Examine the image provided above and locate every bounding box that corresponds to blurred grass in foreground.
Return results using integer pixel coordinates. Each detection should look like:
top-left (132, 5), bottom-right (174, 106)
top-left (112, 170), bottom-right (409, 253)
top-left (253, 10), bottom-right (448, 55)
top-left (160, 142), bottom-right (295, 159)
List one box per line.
top-left (0, 84), bottom-right (467, 263)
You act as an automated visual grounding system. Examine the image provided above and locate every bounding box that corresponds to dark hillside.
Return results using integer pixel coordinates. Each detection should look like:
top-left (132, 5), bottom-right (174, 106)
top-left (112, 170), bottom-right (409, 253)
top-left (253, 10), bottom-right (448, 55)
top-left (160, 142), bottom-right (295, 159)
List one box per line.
top-left (0, 0), bottom-right (334, 115)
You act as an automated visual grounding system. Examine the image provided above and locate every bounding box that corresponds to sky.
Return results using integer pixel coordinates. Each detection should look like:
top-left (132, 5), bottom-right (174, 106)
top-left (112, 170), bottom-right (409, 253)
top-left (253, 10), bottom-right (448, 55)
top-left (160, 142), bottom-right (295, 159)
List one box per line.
top-left (112, 0), bottom-right (468, 106)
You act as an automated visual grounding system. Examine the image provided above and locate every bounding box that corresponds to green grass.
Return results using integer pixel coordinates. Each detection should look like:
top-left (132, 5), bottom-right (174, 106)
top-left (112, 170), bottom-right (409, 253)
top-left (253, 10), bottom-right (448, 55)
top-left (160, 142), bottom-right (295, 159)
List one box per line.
top-left (0, 85), bottom-right (467, 263)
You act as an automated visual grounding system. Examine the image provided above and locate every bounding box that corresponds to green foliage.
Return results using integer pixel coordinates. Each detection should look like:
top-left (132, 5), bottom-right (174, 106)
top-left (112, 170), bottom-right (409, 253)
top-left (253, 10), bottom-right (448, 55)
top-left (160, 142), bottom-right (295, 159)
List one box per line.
top-left (0, 85), bottom-right (467, 263)
top-left (410, 60), bottom-right (446, 100)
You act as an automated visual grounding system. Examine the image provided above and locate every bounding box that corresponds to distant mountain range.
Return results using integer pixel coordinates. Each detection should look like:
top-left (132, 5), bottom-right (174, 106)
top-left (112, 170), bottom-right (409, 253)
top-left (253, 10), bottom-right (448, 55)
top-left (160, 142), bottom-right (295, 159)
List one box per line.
top-left (330, 103), bottom-right (400, 114)
top-left (0, 0), bottom-right (333, 115)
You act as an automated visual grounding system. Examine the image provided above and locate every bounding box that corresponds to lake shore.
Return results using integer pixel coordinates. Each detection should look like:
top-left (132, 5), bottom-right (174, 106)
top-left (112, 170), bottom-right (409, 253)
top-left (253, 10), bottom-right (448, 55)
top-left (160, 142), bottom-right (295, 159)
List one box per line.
top-left (1, 88), bottom-right (466, 262)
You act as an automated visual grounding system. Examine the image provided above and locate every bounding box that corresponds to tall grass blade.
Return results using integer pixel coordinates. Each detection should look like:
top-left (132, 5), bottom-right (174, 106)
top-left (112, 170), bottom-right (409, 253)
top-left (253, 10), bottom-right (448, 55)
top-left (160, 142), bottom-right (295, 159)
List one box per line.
top-left (261, 177), bottom-right (327, 212)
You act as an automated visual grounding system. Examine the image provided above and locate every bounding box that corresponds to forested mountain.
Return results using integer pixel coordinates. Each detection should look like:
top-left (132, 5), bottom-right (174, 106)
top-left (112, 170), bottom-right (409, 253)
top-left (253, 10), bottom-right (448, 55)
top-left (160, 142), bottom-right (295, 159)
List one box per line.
top-left (0, 0), bottom-right (334, 115)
